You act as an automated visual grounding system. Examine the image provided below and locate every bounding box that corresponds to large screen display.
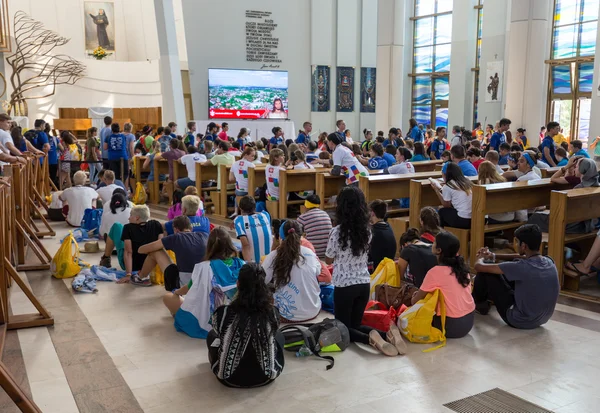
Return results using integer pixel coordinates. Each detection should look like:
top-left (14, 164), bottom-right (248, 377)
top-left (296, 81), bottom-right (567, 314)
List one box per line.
top-left (208, 69), bottom-right (289, 119)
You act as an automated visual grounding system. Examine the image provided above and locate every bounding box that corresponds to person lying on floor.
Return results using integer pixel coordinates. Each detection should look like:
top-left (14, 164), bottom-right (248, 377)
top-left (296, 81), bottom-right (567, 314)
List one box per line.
top-left (99, 205), bottom-right (164, 284)
top-left (134, 215), bottom-right (208, 289)
top-left (411, 231), bottom-right (475, 339)
top-left (473, 224), bottom-right (559, 329)
top-left (163, 195), bottom-right (210, 235)
top-left (162, 227), bottom-right (244, 338)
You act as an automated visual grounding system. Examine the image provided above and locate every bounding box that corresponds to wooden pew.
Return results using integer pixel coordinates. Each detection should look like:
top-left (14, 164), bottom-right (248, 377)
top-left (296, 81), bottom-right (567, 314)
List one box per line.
top-left (469, 179), bottom-right (572, 267)
top-left (132, 156), bottom-right (151, 193)
top-left (278, 168), bottom-right (331, 218)
top-left (548, 187), bottom-right (600, 292)
top-left (195, 163), bottom-right (220, 212)
top-left (247, 164), bottom-right (267, 195)
top-left (315, 170), bottom-right (384, 210)
top-left (412, 160), bottom-right (444, 173)
top-left (359, 172), bottom-right (443, 204)
top-left (151, 159), bottom-right (171, 204)
top-left (541, 167), bottom-right (561, 178)
top-left (216, 164), bottom-right (238, 218)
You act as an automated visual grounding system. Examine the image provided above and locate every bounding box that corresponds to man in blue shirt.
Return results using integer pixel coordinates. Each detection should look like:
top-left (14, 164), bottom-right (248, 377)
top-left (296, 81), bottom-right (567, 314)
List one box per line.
top-left (570, 139), bottom-right (590, 159)
top-left (335, 120), bottom-right (346, 142)
top-left (204, 122), bottom-right (219, 142)
top-left (184, 121), bottom-right (196, 147)
top-left (164, 195), bottom-right (210, 235)
top-left (383, 145), bottom-right (397, 166)
top-left (490, 118), bottom-right (511, 152)
top-left (159, 127), bottom-right (174, 152)
top-left (296, 121), bottom-right (312, 144)
top-left (100, 116), bottom-right (112, 170)
top-left (32, 119), bottom-right (50, 166)
top-left (408, 118), bottom-right (423, 143)
top-left (168, 122), bottom-right (178, 139)
top-left (429, 127), bottom-right (447, 159)
top-left (104, 123), bottom-right (129, 181)
top-left (235, 196), bottom-right (273, 263)
top-left (498, 143), bottom-right (511, 165)
top-left (540, 121), bottom-right (559, 167)
top-left (442, 145), bottom-right (477, 177)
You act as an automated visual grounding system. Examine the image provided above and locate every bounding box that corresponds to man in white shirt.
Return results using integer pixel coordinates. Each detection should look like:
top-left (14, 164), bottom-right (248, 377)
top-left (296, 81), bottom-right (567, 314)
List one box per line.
top-left (0, 114), bottom-right (43, 158)
top-left (177, 147), bottom-right (207, 190)
top-left (96, 170), bottom-right (120, 204)
top-left (450, 125), bottom-right (463, 147)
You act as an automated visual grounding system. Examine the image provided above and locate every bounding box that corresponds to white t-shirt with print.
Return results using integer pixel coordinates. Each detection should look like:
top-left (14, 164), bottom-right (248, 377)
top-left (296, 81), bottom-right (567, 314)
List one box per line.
top-left (0, 129), bottom-right (14, 146)
top-left (326, 226), bottom-right (371, 287)
top-left (517, 170), bottom-right (541, 182)
top-left (266, 164), bottom-right (285, 200)
top-left (388, 161), bottom-right (414, 174)
top-left (60, 186), bottom-right (98, 227)
top-left (231, 159), bottom-right (255, 192)
top-left (332, 145), bottom-right (369, 184)
top-left (180, 153), bottom-right (207, 180)
top-left (263, 246), bottom-right (321, 321)
top-left (96, 183), bottom-right (120, 204)
top-left (442, 183), bottom-right (473, 219)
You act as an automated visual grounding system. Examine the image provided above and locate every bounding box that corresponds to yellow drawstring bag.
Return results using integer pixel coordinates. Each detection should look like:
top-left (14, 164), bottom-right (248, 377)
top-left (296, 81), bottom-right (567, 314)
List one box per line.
top-left (397, 289), bottom-right (446, 352)
top-left (132, 182), bottom-right (147, 205)
top-left (50, 232), bottom-right (82, 279)
top-left (370, 257), bottom-right (400, 299)
top-left (150, 250), bottom-right (176, 285)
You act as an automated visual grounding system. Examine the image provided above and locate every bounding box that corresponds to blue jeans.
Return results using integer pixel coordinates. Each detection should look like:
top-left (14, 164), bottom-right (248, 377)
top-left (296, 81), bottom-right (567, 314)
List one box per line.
top-left (89, 162), bottom-right (98, 184)
top-left (177, 177), bottom-right (195, 190)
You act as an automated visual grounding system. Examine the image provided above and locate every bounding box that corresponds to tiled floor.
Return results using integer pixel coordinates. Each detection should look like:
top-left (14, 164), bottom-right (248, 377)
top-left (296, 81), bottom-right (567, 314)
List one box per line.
top-left (3, 220), bottom-right (600, 412)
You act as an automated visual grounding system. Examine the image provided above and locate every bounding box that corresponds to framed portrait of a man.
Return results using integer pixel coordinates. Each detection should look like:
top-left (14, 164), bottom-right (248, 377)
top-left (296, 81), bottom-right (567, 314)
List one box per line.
top-left (84, 2), bottom-right (115, 53)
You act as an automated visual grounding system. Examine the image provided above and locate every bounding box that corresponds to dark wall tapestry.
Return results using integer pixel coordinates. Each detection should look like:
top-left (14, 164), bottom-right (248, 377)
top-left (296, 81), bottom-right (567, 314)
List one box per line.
top-left (336, 66), bottom-right (354, 112)
top-left (360, 67), bottom-right (376, 113)
top-left (311, 65), bottom-right (330, 112)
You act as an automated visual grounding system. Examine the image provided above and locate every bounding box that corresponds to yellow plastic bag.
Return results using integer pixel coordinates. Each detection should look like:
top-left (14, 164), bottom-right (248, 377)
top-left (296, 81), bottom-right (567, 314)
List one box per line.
top-left (370, 257), bottom-right (400, 299)
top-left (397, 289), bottom-right (446, 352)
top-left (150, 250), bottom-right (176, 285)
top-left (50, 232), bottom-right (81, 279)
top-left (132, 182), bottom-right (147, 205)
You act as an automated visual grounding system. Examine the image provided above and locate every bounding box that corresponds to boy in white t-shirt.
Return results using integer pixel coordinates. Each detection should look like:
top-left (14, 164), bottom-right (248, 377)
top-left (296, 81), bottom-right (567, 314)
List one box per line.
top-left (59, 171), bottom-right (98, 227)
top-left (265, 148), bottom-right (286, 201)
top-left (177, 147), bottom-right (207, 190)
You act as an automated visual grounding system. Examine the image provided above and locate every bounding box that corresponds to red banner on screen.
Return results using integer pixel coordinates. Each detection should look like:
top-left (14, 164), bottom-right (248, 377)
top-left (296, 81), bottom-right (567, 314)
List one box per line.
top-left (209, 109), bottom-right (288, 119)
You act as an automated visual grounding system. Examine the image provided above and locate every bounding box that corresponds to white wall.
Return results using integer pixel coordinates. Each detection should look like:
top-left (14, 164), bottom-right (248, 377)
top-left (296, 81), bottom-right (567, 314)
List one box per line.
top-left (6, 0), bottom-right (162, 122)
top-left (182, 0), bottom-right (378, 139)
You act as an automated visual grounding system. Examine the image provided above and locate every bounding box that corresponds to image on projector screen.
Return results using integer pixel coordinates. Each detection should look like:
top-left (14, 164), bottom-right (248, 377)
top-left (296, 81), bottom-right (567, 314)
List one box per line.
top-left (208, 69), bottom-right (289, 119)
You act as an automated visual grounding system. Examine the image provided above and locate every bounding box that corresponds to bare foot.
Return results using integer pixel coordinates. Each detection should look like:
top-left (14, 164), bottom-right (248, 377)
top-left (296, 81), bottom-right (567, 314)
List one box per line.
top-left (116, 276), bottom-right (131, 284)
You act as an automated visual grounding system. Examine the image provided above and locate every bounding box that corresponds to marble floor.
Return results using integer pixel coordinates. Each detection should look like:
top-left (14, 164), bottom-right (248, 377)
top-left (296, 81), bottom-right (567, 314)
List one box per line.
top-left (3, 220), bottom-right (600, 413)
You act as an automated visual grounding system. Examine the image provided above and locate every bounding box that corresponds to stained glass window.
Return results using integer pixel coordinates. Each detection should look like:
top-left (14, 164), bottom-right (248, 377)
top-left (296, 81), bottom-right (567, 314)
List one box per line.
top-left (412, 0), bottom-right (453, 128)
top-left (548, 0), bottom-right (598, 144)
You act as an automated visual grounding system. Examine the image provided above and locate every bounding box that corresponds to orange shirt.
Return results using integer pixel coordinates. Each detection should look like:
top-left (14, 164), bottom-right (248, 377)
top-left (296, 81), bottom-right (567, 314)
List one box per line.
top-left (420, 265), bottom-right (475, 318)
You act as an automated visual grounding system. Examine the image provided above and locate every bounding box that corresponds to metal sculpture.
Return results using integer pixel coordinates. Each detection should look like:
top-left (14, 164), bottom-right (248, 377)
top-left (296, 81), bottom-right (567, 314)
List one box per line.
top-left (5, 11), bottom-right (85, 116)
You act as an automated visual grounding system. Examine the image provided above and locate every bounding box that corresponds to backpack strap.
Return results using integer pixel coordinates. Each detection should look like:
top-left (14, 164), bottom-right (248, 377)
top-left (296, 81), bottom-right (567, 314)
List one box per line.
top-left (278, 325), bottom-right (335, 370)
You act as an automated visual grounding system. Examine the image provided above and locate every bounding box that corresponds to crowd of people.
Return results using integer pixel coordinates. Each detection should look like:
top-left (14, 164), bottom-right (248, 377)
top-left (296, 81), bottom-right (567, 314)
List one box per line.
top-left (4, 112), bottom-right (582, 388)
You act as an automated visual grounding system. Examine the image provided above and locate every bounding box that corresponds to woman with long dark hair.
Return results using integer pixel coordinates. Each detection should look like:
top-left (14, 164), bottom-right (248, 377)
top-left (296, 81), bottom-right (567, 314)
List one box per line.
top-left (263, 220), bottom-right (321, 322)
top-left (99, 188), bottom-right (131, 238)
top-left (326, 186), bottom-right (405, 356)
top-left (432, 162), bottom-right (473, 229)
top-left (411, 231), bottom-right (475, 338)
top-left (207, 262), bottom-right (284, 387)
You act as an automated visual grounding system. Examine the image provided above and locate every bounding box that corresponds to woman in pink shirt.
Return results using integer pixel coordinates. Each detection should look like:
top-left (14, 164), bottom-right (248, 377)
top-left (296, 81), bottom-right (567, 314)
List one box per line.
top-left (411, 231), bottom-right (475, 338)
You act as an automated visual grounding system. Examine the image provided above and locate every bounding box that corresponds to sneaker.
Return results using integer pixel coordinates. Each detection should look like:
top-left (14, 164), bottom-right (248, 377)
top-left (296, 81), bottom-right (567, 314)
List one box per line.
top-left (130, 275), bottom-right (152, 287)
top-left (99, 255), bottom-right (111, 268)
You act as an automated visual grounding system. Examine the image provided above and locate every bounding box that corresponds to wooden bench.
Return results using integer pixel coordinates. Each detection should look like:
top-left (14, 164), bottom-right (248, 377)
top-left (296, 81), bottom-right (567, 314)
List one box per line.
top-left (547, 187), bottom-right (600, 292)
top-left (278, 168), bottom-right (331, 218)
top-left (412, 160), bottom-right (444, 173)
top-left (132, 156), bottom-right (151, 196)
top-left (541, 167), bottom-right (561, 178)
top-left (151, 158), bottom-right (171, 204)
top-left (470, 179), bottom-right (572, 267)
top-left (195, 163), bottom-right (219, 212)
top-left (315, 170), bottom-right (384, 211)
top-left (216, 164), bottom-right (238, 218)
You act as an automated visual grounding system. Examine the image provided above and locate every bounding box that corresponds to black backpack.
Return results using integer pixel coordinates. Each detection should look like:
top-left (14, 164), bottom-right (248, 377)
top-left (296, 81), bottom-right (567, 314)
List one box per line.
top-left (279, 318), bottom-right (350, 370)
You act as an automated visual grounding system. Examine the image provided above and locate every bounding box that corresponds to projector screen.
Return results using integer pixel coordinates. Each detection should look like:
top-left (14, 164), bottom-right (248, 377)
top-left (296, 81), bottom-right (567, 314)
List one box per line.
top-left (208, 69), bottom-right (289, 120)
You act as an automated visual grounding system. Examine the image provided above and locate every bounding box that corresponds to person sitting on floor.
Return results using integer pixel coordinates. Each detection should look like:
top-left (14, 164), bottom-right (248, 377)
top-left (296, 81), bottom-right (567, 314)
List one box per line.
top-left (398, 228), bottom-right (438, 288)
top-left (296, 194), bottom-right (332, 259)
top-left (367, 200), bottom-right (397, 272)
top-left (263, 220), bottom-right (322, 323)
top-left (473, 224), bottom-right (559, 329)
top-left (135, 215), bottom-right (208, 290)
top-left (164, 195), bottom-right (210, 235)
top-left (167, 187), bottom-right (203, 220)
top-left (99, 189), bottom-right (131, 239)
top-left (432, 162), bottom-right (473, 229)
top-left (411, 231), bottom-right (475, 338)
top-left (419, 206), bottom-right (442, 243)
top-left (234, 196), bottom-right (273, 263)
top-left (99, 205), bottom-right (164, 284)
top-left (59, 171), bottom-right (98, 227)
top-left (96, 170), bottom-right (120, 204)
top-left (206, 262), bottom-right (284, 388)
top-left (162, 227), bottom-right (245, 338)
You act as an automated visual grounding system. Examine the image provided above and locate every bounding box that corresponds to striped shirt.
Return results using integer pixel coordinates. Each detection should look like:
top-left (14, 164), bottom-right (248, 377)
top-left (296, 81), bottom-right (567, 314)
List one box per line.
top-left (297, 208), bottom-right (332, 258)
top-left (234, 211), bottom-right (273, 263)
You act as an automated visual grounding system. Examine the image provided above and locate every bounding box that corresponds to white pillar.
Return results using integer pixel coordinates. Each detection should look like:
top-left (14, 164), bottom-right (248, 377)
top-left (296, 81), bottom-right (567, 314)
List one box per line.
top-left (477, 0), bottom-right (509, 127)
top-left (504, 0), bottom-right (552, 146)
top-left (589, 3), bottom-right (600, 141)
top-left (376, 0), bottom-right (408, 132)
top-left (359, 0), bottom-right (378, 137)
top-left (448, 0), bottom-right (478, 128)
top-left (154, 0), bottom-right (186, 128)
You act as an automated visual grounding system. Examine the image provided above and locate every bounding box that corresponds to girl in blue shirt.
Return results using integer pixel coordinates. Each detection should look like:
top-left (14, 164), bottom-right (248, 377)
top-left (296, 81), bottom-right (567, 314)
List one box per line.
top-left (410, 142), bottom-right (430, 162)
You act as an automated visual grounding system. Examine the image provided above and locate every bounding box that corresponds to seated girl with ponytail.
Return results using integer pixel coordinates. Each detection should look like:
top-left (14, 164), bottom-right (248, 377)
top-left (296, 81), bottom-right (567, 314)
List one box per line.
top-left (263, 220), bottom-right (324, 322)
top-left (411, 231), bottom-right (475, 338)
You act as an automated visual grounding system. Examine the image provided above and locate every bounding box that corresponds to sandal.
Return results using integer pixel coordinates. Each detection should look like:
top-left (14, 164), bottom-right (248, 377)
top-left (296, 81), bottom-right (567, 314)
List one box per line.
top-left (564, 261), bottom-right (591, 277)
top-left (369, 330), bottom-right (398, 357)
top-left (386, 323), bottom-right (407, 355)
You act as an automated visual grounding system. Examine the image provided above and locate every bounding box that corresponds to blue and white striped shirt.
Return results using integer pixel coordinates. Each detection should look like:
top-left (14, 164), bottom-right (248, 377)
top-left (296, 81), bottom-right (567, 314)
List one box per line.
top-left (234, 211), bottom-right (273, 263)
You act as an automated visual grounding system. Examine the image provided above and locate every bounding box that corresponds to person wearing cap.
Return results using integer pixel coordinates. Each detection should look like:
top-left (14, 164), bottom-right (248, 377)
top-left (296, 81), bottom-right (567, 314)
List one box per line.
top-left (164, 195), bottom-right (210, 235)
top-left (205, 123), bottom-right (219, 142)
top-left (297, 195), bottom-right (332, 259)
top-left (517, 152), bottom-right (541, 182)
top-left (234, 195), bottom-right (273, 263)
top-left (327, 133), bottom-right (369, 185)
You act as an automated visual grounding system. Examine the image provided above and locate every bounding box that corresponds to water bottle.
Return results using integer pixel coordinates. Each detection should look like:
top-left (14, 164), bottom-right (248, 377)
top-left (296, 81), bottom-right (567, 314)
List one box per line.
top-left (295, 345), bottom-right (311, 357)
top-left (318, 328), bottom-right (342, 348)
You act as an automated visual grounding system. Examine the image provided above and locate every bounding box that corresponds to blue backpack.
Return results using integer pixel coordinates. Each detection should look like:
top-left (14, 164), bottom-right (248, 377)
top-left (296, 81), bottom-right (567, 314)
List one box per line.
top-left (80, 208), bottom-right (103, 236)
